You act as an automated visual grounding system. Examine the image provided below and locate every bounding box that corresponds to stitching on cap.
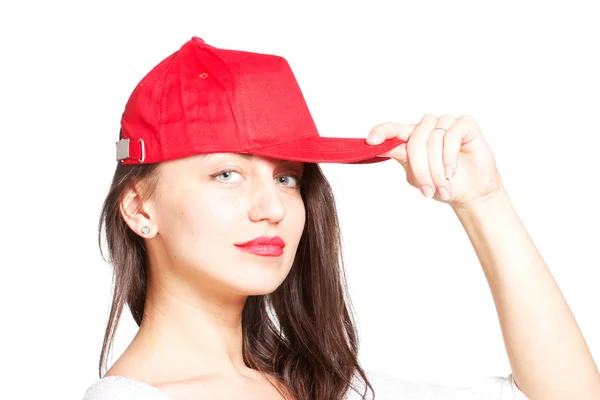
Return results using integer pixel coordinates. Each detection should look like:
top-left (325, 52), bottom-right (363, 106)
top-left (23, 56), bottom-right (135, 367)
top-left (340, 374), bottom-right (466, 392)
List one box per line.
top-left (159, 52), bottom-right (181, 160)
top-left (247, 132), bottom-right (325, 149)
top-left (230, 56), bottom-right (259, 138)
top-left (215, 50), bottom-right (251, 147)
top-left (196, 46), bottom-right (241, 139)
top-left (248, 135), bottom-right (402, 152)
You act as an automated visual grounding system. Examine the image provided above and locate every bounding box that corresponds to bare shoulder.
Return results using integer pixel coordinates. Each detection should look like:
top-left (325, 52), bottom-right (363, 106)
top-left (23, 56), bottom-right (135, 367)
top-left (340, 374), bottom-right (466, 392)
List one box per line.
top-left (99, 366), bottom-right (284, 400)
top-left (101, 350), bottom-right (287, 399)
top-left (85, 354), bottom-right (171, 399)
top-left (154, 373), bottom-right (288, 400)
top-left (82, 375), bottom-right (168, 399)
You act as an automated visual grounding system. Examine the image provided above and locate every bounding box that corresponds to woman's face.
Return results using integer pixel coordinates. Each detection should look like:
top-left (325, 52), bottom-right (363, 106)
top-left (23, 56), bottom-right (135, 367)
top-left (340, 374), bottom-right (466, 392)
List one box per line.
top-left (148, 153), bottom-right (306, 298)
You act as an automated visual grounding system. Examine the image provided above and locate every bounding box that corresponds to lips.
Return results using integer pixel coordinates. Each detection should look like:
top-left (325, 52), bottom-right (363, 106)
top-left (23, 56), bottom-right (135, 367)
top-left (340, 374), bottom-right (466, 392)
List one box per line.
top-left (234, 236), bottom-right (286, 257)
top-left (235, 236), bottom-right (286, 247)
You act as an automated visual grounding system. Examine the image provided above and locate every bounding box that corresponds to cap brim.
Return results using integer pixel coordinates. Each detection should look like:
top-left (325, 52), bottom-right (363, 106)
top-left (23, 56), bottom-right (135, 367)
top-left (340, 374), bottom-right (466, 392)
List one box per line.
top-left (246, 136), bottom-right (405, 164)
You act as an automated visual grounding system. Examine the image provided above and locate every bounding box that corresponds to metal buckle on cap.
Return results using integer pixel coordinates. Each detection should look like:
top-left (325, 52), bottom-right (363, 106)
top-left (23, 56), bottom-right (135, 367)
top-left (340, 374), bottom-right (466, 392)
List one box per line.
top-left (138, 138), bottom-right (145, 163)
top-left (116, 138), bottom-right (146, 163)
top-left (116, 138), bottom-right (130, 161)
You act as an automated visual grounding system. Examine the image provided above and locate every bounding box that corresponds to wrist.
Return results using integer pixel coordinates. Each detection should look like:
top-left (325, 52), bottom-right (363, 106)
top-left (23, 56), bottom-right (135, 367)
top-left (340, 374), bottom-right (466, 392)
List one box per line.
top-left (451, 184), bottom-right (511, 216)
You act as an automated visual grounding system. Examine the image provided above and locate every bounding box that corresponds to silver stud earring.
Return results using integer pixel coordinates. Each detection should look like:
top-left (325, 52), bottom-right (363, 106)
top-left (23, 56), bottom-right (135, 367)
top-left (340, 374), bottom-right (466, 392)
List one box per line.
top-left (141, 225), bottom-right (151, 234)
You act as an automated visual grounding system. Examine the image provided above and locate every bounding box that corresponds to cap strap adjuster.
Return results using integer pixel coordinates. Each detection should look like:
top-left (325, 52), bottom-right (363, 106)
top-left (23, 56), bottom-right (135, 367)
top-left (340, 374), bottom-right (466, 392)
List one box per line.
top-left (116, 138), bottom-right (146, 163)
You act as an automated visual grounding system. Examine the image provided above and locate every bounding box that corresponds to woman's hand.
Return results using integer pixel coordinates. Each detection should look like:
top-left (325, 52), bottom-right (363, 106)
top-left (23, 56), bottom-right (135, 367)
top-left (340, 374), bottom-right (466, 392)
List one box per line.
top-left (367, 114), bottom-right (503, 207)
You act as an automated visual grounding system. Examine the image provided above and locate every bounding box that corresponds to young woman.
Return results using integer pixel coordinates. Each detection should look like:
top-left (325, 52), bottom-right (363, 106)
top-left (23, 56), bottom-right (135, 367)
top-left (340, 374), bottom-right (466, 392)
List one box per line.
top-left (82, 37), bottom-right (600, 399)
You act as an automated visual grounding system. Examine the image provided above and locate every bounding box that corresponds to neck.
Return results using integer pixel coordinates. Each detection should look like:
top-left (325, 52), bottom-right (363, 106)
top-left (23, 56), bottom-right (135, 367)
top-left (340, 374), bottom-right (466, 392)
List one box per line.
top-left (131, 271), bottom-right (250, 380)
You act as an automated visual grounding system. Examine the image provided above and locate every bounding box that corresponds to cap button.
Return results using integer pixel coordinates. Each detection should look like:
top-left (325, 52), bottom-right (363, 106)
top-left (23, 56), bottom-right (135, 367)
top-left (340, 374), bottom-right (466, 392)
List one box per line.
top-left (191, 36), bottom-right (205, 44)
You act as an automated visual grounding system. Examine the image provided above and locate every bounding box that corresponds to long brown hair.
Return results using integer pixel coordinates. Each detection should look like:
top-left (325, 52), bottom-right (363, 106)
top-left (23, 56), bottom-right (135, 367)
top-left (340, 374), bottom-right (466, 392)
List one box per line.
top-left (97, 157), bottom-right (375, 399)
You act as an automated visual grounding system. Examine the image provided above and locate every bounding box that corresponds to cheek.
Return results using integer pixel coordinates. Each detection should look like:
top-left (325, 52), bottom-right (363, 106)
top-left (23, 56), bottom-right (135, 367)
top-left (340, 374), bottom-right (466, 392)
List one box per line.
top-left (287, 197), bottom-right (306, 239)
top-left (156, 185), bottom-right (305, 291)
top-left (278, 195), bottom-right (306, 269)
top-left (159, 190), bottom-right (246, 256)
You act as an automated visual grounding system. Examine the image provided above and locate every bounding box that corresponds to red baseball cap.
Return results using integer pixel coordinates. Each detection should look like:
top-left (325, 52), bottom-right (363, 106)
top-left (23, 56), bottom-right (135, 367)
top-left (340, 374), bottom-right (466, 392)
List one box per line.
top-left (116, 37), bottom-right (404, 165)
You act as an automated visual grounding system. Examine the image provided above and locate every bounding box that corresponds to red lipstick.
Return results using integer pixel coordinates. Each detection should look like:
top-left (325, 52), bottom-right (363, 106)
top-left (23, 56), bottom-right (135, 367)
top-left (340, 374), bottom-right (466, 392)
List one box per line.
top-left (234, 236), bottom-right (286, 257)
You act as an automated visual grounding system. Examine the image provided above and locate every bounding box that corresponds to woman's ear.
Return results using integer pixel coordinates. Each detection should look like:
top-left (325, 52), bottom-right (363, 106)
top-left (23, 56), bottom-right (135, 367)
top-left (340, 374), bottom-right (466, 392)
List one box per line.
top-left (119, 183), bottom-right (157, 238)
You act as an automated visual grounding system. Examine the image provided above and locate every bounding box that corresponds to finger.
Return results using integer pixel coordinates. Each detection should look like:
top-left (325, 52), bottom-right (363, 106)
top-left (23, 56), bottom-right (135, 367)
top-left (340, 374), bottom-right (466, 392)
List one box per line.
top-left (407, 114), bottom-right (437, 197)
top-left (377, 142), bottom-right (408, 165)
top-left (442, 115), bottom-right (476, 178)
top-left (378, 144), bottom-right (419, 189)
top-left (442, 127), bottom-right (461, 179)
top-left (428, 115), bottom-right (456, 200)
top-left (367, 122), bottom-right (416, 144)
top-left (427, 129), bottom-right (449, 198)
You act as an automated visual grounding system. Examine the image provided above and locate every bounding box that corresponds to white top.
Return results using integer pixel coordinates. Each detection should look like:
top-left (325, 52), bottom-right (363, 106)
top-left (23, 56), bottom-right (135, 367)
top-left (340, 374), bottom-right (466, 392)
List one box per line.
top-left (82, 371), bottom-right (528, 399)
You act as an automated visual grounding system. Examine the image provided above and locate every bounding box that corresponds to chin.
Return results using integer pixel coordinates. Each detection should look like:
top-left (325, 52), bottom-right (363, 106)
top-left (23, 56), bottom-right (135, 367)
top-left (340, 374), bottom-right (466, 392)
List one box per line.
top-left (230, 267), bottom-right (290, 296)
top-left (242, 285), bottom-right (282, 296)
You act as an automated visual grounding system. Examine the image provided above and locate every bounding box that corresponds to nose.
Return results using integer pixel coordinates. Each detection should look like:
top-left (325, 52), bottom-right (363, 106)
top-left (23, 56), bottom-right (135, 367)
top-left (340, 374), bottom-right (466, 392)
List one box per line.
top-left (248, 180), bottom-right (286, 224)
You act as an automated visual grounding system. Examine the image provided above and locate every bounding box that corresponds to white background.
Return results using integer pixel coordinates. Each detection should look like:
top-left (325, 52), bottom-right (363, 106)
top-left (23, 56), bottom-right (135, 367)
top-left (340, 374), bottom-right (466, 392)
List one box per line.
top-left (1, 1), bottom-right (599, 398)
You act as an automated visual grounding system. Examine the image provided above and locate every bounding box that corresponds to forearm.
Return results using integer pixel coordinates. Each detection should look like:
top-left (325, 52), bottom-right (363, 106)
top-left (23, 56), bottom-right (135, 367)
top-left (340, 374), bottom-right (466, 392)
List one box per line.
top-left (453, 185), bottom-right (600, 399)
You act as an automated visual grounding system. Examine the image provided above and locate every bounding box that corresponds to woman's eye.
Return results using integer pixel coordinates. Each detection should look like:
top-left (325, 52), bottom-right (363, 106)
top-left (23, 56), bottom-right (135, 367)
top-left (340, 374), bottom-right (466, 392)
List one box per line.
top-left (215, 170), bottom-right (243, 183)
top-left (212, 170), bottom-right (300, 187)
top-left (276, 175), bottom-right (300, 188)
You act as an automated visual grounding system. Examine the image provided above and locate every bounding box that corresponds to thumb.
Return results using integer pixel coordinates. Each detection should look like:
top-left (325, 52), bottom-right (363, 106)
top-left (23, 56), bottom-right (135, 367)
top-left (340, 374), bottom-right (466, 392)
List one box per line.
top-left (378, 142), bottom-right (409, 167)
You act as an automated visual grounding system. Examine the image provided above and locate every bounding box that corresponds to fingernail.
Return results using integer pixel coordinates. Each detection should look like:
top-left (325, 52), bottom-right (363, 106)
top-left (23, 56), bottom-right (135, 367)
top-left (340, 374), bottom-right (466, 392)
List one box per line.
top-left (367, 133), bottom-right (382, 143)
top-left (438, 187), bottom-right (450, 200)
top-left (444, 164), bottom-right (454, 179)
top-left (420, 185), bottom-right (434, 198)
